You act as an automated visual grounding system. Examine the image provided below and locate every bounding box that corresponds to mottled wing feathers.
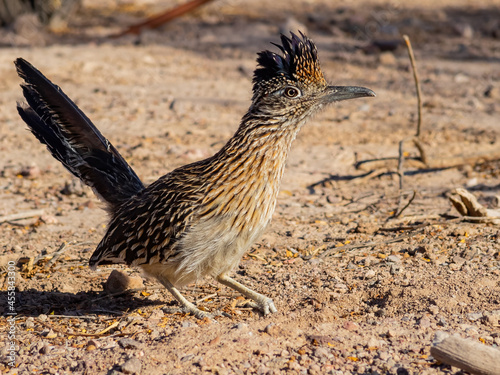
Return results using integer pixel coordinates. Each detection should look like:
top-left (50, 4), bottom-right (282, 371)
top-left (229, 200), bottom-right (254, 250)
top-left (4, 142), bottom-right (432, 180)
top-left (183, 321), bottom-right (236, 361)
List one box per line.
top-left (89, 168), bottom-right (204, 268)
top-left (253, 32), bottom-right (326, 91)
top-left (15, 58), bottom-right (144, 209)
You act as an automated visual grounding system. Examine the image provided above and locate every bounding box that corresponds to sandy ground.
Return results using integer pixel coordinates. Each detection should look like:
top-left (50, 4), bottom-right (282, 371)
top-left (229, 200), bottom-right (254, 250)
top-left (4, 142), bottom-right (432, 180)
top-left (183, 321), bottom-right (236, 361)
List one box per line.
top-left (0, 0), bottom-right (499, 374)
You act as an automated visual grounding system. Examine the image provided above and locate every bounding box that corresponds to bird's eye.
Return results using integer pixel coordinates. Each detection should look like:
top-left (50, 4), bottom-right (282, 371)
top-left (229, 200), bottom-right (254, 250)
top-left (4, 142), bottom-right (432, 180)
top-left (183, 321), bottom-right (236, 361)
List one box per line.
top-left (284, 86), bottom-right (301, 98)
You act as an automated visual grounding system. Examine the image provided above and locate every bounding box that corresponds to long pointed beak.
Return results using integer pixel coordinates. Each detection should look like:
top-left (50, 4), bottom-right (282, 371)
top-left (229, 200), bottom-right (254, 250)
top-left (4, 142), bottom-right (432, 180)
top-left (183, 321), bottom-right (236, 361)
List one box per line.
top-left (323, 86), bottom-right (376, 103)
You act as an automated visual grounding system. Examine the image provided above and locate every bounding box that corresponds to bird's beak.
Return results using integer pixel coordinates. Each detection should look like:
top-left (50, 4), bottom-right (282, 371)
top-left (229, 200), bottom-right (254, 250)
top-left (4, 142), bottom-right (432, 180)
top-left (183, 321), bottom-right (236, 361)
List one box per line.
top-left (323, 86), bottom-right (376, 103)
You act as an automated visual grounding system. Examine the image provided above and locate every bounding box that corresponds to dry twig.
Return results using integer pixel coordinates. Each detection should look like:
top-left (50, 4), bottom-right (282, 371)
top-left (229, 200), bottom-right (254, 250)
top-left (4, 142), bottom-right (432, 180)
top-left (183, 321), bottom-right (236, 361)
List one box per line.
top-left (431, 333), bottom-right (500, 375)
top-left (0, 209), bottom-right (45, 224)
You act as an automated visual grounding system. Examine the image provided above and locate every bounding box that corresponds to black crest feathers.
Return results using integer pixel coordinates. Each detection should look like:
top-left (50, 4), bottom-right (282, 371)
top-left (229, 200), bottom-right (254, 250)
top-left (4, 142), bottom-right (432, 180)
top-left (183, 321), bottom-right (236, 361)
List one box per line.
top-left (253, 32), bottom-right (326, 91)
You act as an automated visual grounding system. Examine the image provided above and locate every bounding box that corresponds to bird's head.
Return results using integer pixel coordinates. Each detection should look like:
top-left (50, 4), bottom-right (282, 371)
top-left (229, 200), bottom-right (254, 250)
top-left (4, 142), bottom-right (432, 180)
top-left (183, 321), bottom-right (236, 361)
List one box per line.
top-left (249, 32), bottom-right (375, 124)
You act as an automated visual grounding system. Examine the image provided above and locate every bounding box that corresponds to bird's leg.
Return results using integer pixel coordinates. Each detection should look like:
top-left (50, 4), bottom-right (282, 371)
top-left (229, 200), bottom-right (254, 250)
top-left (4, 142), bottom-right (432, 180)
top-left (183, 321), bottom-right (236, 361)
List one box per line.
top-left (158, 278), bottom-right (212, 319)
top-left (216, 273), bottom-right (277, 315)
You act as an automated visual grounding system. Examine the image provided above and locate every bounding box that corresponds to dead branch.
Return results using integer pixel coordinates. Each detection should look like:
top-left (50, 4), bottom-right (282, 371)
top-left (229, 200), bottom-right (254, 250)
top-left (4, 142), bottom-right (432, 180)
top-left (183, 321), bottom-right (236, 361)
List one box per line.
top-left (356, 149), bottom-right (500, 172)
top-left (113, 0), bottom-right (215, 38)
top-left (449, 188), bottom-right (500, 224)
top-left (320, 229), bottom-right (425, 258)
top-left (431, 333), bottom-right (500, 375)
top-left (0, 209), bottom-right (45, 224)
top-left (403, 35), bottom-right (423, 137)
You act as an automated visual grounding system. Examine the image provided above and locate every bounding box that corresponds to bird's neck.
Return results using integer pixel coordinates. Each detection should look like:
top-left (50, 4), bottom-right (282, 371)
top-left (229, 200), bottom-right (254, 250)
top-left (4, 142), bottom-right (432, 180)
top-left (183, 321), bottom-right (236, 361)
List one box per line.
top-left (199, 116), bottom-right (304, 229)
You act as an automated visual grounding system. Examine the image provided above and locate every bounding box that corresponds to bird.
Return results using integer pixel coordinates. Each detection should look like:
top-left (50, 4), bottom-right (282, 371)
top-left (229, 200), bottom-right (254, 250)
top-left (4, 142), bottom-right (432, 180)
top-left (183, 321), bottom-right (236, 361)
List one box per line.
top-left (14, 32), bottom-right (375, 318)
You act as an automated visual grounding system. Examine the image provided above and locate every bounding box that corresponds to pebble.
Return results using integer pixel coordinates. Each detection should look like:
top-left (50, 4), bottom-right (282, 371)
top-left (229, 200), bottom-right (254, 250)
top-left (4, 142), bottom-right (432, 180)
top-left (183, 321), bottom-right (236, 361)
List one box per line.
top-left (118, 338), bottom-right (143, 350)
top-left (313, 347), bottom-right (330, 359)
top-left (104, 270), bottom-right (144, 294)
top-left (419, 317), bottom-right (431, 329)
top-left (379, 51), bottom-right (397, 66)
top-left (386, 255), bottom-right (401, 263)
top-left (364, 269), bottom-right (376, 279)
top-left (467, 312), bottom-right (483, 321)
top-left (120, 357), bottom-right (142, 374)
top-left (19, 164), bottom-right (41, 179)
top-left (343, 321), bottom-right (359, 331)
top-left (264, 323), bottom-right (281, 336)
top-left (38, 314), bottom-right (48, 322)
top-left (232, 323), bottom-right (248, 330)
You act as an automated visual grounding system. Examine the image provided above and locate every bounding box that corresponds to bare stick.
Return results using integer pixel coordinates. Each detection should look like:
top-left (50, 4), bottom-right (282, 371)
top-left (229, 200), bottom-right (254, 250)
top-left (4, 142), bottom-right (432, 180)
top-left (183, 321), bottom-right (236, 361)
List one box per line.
top-left (394, 190), bottom-right (417, 218)
top-left (403, 35), bottom-right (423, 137)
top-left (431, 334), bottom-right (500, 375)
top-left (355, 148), bottom-right (500, 172)
top-left (320, 229), bottom-right (425, 258)
top-left (113, 0), bottom-right (215, 37)
top-left (44, 242), bottom-right (69, 269)
top-left (0, 209), bottom-right (45, 224)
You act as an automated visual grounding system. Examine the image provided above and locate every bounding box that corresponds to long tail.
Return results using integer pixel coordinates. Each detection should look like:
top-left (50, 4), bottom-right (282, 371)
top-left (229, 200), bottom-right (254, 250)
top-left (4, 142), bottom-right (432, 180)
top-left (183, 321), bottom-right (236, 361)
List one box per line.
top-left (15, 58), bottom-right (144, 212)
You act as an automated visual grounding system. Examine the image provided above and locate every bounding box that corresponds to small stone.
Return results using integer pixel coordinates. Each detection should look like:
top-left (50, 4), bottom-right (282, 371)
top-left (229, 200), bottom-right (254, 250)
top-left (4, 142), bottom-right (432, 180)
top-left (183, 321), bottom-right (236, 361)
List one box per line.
top-left (232, 323), bottom-right (248, 330)
top-left (484, 314), bottom-right (500, 327)
top-left (264, 323), bottom-right (282, 336)
top-left (118, 338), bottom-right (143, 350)
top-left (484, 85), bottom-right (499, 98)
top-left (467, 312), bottom-right (483, 321)
top-left (121, 357), bottom-right (142, 374)
top-left (313, 347), bottom-right (330, 358)
top-left (44, 329), bottom-right (57, 339)
top-left (343, 321), bottom-right (359, 331)
top-left (87, 339), bottom-right (100, 349)
top-left (386, 255), bottom-right (401, 263)
top-left (104, 270), bottom-right (144, 294)
top-left (454, 23), bottom-right (474, 38)
top-left (40, 215), bottom-right (58, 224)
top-left (355, 222), bottom-right (379, 234)
top-left (428, 305), bottom-right (439, 315)
top-left (208, 336), bottom-right (221, 346)
top-left (367, 337), bottom-right (381, 348)
top-left (379, 51), bottom-right (397, 66)
top-left (326, 195), bottom-right (341, 204)
top-left (19, 164), bottom-right (41, 179)
top-left (38, 314), bottom-right (48, 322)
top-left (364, 269), bottom-right (376, 279)
top-left (419, 318), bottom-right (431, 328)
top-left (386, 329), bottom-right (397, 338)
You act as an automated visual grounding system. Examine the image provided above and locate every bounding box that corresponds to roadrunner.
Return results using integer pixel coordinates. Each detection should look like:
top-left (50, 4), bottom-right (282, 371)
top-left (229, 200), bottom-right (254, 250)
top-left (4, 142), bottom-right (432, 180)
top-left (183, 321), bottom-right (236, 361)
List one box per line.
top-left (15, 33), bottom-right (375, 318)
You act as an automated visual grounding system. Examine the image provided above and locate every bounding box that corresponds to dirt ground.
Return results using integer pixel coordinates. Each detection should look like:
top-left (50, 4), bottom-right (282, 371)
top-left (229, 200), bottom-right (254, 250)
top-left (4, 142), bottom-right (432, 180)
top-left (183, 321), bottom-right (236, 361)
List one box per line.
top-left (0, 0), bottom-right (500, 374)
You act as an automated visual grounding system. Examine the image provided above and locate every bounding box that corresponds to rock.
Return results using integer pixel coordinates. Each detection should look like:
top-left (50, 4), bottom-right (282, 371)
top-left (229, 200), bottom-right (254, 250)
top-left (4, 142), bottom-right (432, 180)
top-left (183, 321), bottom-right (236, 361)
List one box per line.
top-left (343, 321), bottom-right (359, 331)
top-left (454, 23), bottom-right (474, 38)
top-left (19, 164), bottom-right (41, 179)
top-left (232, 323), bottom-right (248, 330)
top-left (313, 347), bottom-right (330, 358)
top-left (379, 51), bottom-right (397, 66)
top-left (264, 323), bottom-right (282, 336)
top-left (118, 338), bottom-right (143, 350)
top-left (484, 85), bottom-right (499, 98)
top-left (121, 357), bottom-right (142, 374)
top-left (483, 314), bottom-right (500, 327)
top-left (104, 270), bottom-right (144, 294)
top-left (364, 269), bottom-right (376, 279)
top-left (386, 255), bottom-right (401, 263)
top-left (355, 222), bottom-right (379, 234)
top-left (467, 312), bottom-right (483, 322)
top-left (419, 318), bottom-right (431, 328)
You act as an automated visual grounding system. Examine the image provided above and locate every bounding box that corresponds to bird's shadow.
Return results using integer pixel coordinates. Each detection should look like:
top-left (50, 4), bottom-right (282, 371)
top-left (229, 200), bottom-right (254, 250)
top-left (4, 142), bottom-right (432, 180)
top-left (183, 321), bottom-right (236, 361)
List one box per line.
top-left (0, 289), bottom-right (165, 317)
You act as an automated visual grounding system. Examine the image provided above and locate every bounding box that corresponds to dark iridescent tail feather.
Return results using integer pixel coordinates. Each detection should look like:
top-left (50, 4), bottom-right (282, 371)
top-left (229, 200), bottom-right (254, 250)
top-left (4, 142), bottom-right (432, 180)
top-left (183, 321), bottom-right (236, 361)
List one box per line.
top-left (15, 58), bottom-right (144, 211)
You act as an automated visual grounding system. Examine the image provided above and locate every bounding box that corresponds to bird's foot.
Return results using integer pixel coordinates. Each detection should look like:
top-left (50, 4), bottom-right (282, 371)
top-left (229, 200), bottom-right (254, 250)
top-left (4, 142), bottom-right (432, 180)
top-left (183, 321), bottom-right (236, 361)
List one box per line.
top-left (245, 296), bottom-right (277, 316)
